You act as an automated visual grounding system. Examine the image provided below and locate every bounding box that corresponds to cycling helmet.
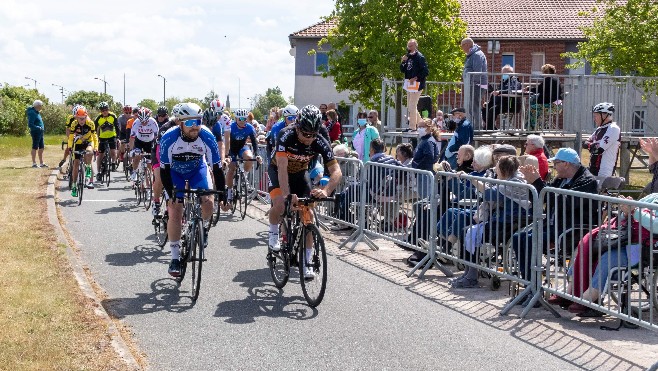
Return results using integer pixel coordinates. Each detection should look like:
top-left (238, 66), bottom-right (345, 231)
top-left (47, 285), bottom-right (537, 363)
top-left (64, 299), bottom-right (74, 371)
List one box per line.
top-left (137, 107), bottom-right (152, 122)
top-left (98, 101), bottom-right (110, 110)
top-left (282, 104), bottom-right (299, 117)
top-left (592, 102), bottom-right (615, 115)
top-left (157, 106), bottom-right (169, 116)
top-left (74, 106), bottom-right (88, 118)
top-left (218, 113), bottom-right (231, 126)
top-left (296, 105), bottom-right (322, 133)
top-left (210, 99), bottom-right (224, 112)
top-left (172, 102), bottom-right (203, 119)
top-left (132, 107), bottom-right (139, 114)
top-left (234, 108), bottom-right (249, 118)
top-left (72, 104), bottom-right (82, 116)
top-left (123, 105), bottom-right (132, 114)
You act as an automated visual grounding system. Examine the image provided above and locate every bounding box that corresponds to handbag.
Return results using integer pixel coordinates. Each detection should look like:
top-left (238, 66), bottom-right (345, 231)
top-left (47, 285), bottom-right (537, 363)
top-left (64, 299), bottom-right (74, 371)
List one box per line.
top-left (591, 224), bottom-right (630, 255)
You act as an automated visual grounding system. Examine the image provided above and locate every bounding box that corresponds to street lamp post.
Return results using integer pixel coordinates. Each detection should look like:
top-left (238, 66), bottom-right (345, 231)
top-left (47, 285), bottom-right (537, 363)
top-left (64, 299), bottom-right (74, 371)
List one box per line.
top-left (94, 75), bottom-right (109, 94)
top-left (25, 76), bottom-right (37, 90)
top-left (52, 83), bottom-right (66, 104)
top-left (157, 74), bottom-right (166, 105)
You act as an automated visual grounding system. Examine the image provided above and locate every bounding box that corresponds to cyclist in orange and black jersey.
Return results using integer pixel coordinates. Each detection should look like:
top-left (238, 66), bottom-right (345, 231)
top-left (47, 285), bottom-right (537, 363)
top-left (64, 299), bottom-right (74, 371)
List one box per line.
top-left (67, 106), bottom-right (98, 196)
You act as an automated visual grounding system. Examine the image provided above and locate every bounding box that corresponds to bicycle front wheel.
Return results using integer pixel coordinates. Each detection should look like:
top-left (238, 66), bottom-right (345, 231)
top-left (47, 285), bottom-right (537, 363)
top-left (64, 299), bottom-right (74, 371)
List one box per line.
top-left (239, 170), bottom-right (248, 220)
top-left (154, 210), bottom-right (168, 248)
top-left (77, 163), bottom-right (85, 206)
top-left (190, 220), bottom-right (204, 301)
top-left (269, 226), bottom-right (290, 289)
top-left (143, 167), bottom-right (153, 211)
top-left (299, 224), bottom-right (327, 307)
top-left (104, 154), bottom-right (111, 187)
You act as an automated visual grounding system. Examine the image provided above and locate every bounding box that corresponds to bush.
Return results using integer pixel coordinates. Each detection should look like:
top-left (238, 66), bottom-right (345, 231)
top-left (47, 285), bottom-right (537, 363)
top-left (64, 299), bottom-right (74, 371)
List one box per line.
top-left (41, 104), bottom-right (70, 135)
top-left (0, 84), bottom-right (49, 136)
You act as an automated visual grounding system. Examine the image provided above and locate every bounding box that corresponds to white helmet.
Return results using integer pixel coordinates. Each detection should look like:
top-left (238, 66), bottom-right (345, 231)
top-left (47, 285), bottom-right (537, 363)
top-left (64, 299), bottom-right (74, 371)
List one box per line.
top-left (233, 108), bottom-right (249, 118)
top-left (172, 102), bottom-right (203, 119)
top-left (210, 99), bottom-right (224, 112)
top-left (218, 113), bottom-right (231, 126)
top-left (592, 102), bottom-right (615, 115)
top-left (282, 104), bottom-right (299, 117)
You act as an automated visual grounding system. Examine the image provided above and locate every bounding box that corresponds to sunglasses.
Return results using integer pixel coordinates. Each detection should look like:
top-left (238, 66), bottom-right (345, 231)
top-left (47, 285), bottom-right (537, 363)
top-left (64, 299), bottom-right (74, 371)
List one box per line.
top-left (237, 117), bottom-right (247, 121)
top-left (183, 119), bottom-right (202, 127)
top-left (298, 130), bottom-right (317, 139)
top-left (286, 115), bottom-right (297, 121)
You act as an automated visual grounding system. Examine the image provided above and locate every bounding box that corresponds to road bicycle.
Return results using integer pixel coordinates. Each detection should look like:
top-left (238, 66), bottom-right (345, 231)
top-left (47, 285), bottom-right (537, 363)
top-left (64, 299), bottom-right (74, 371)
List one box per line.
top-left (153, 190), bottom-right (169, 248)
top-left (122, 140), bottom-right (133, 181)
top-left (229, 158), bottom-right (259, 220)
top-left (267, 195), bottom-right (333, 307)
top-left (98, 141), bottom-right (112, 187)
top-left (133, 151), bottom-right (153, 210)
top-left (71, 148), bottom-right (90, 206)
top-left (175, 185), bottom-right (224, 301)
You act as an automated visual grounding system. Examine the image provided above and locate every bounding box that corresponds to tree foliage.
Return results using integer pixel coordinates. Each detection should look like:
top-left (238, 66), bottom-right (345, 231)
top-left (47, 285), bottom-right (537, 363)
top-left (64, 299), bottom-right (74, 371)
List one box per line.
top-left (137, 98), bottom-right (158, 112)
top-left (319, 0), bottom-right (467, 107)
top-left (0, 84), bottom-right (49, 135)
top-left (564, 0), bottom-right (658, 79)
top-left (65, 90), bottom-right (116, 111)
top-left (203, 90), bottom-right (219, 110)
top-left (251, 87), bottom-right (288, 121)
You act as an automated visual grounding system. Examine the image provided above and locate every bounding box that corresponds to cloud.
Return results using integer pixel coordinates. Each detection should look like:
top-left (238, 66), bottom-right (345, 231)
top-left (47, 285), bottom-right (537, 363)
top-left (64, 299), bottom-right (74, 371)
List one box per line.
top-left (254, 17), bottom-right (277, 28)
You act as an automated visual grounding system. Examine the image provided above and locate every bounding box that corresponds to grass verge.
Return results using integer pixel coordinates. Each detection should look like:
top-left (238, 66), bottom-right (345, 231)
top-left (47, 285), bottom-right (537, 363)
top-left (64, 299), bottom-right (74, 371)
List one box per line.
top-left (0, 136), bottom-right (129, 370)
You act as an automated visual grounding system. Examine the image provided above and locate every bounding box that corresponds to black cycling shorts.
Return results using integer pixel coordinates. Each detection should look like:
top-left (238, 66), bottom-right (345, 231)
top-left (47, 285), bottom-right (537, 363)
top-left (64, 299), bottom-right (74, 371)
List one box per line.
top-left (267, 165), bottom-right (311, 198)
top-left (134, 138), bottom-right (153, 154)
top-left (73, 142), bottom-right (92, 160)
top-left (98, 137), bottom-right (117, 152)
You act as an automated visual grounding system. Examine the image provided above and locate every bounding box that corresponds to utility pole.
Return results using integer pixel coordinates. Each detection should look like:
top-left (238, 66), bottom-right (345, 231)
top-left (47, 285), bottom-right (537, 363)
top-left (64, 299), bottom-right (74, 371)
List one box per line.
top-left (25, 76), bottom-right (37, 90)
top-left (157, 74), bottom-right (167, 105)
top-left (52, 83), bottom-right (65, 103)
top-left (94, 75), bottom-right (109, 94)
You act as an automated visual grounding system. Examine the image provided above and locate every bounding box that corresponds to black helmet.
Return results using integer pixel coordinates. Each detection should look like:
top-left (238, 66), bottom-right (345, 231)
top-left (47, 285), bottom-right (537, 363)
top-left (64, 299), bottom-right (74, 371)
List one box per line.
top-left (157, 106), bottom-right (169, 116)
top-left (98, 101), bottom-right (110, 110)
top-left (297, 105), bottom-right (322, 133)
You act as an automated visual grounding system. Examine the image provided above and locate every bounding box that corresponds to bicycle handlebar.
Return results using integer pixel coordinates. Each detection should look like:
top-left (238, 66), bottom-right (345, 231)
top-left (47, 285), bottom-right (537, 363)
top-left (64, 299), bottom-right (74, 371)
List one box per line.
top-left (172, 188), bottom-right (225, 197)
top-left (286, 194), bottom-right (335, 206)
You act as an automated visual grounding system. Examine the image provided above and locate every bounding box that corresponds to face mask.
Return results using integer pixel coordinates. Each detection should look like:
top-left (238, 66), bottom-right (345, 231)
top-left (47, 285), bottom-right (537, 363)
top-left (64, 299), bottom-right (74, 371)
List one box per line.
top-left (417, 128), bottom-right (427, 136)
top-left (502, 74), bottom-right (509, 80)
top-left (357, 118), bottom-right (367, 126)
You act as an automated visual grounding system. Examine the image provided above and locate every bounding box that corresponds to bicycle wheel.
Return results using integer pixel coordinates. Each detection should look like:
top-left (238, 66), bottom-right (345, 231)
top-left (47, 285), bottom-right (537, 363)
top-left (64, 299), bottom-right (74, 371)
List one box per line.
top-left (123, 154), bottom-right (130, 180)
top-left (299, 224), bottom-right (327, 307)
top-left (190, 220), bottom-right (204, 301)
top-left (239, 170), bottom-right (248, 220)
top-left (143, 167), bottom-right (153, 211)
top-left (104, 153), bottom-right (111, 187)
top-left (269, 225), bottom-right (290, 288)
top-left (134, 174), bottom-right (142, 206)
top-left (230, 183), bottom-right (238, 215)
top-left (77, 163), bottom-right (85, 205)
top-left (154, 209), bottom-right (168, 248)
top-left (67, 157), bottom-right (74, 190)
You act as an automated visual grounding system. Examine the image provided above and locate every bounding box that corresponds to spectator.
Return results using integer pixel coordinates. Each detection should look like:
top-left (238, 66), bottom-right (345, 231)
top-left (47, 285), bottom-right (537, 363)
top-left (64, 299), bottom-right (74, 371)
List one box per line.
top-left (395, 143), bottom-right (414, 167)
top-left (412, 118), bottom-right (440, 199)
top-left (319, 103), bottom-right (328, 122)
top-left (352, 112), bottom-right (379, 162)
top-left (482, 64), bottom-right (522, 130)
top-left (327, 102), bottom-right (341, 124)
top-left (26, 100), bottom-right (46, 168)
top-left (524, 134), bottom-right (548, 180)
top-left (432, 110), bottom-right (446, 132)
top-left (461, 37), bottom-right (488, 130)
top-left (367, 109), bottom-right (382, 132)
top-left (400, 38), bottom-right (429, 131)
top-left (640, 137), bottom-right (658, 195)
top-left (442, 108), bottom-right (474, 169)
top-left (525, 64), bottom-right (563, 131)
top-left (583, 102), bottom-right (621, 178)
top-left (511, 148), bottom-right (598, 306)
top-left (325, 109), bottom-right (342, 142)
top-left (367, 138), bottom-right (403, 198)
top-left (437, 144), bottom-right (475, 215)
top-left (265, 107), bottom-right (281, 132)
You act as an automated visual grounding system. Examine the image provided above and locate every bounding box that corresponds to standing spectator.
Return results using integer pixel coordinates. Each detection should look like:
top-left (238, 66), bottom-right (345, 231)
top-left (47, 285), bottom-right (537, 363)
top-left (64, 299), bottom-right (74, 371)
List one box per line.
top-left (352, 112), bottom-right (379, 162)
top-left (327, 102), bottom-right (341, 124)
top-left (325, 109), bottom-right (342, 142)
top-left (442, 108), bottom-right (474, 169)
top-left (319, 103), bottom-right (328, 122)
top-left (367, 109), bottom-right (382, 132)
top-left (482, 64), bottom-right (522, 130)
top-left (400, 38), bottom-right (429, 131)
top-left (582, 102), bottom-right (621, 178)
top-left (26, 100), bottom-right (46, 168)
top-left (265, 107), bottom-right (281, 132)
top-left (461, 37), bottom-right (488, 130)
top-left (412, 118), bottom-right (440, 199)
top-left (640, 137), bottom-right (658, 195)
top-left (524, 134), bottom-right (548, 180)
top-left (525, 64), bottom-right (563, 131)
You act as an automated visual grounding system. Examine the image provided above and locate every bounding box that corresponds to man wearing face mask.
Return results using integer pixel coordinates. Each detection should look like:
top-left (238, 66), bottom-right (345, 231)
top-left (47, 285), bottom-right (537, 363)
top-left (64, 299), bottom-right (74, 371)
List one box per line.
top-left (400, 38), bottom-right (429, 132)
top-left (352, 111), bottom-right (380, 162)
top-left (482, 65), bottom-right (522, 130)
top-left (441, 108), bottom-right (474, 169)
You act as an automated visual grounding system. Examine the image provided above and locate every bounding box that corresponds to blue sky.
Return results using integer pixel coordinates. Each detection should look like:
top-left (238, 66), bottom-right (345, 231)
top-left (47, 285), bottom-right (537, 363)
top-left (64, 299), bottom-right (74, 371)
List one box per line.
top-left (0, 0), bottom-right (335, 109)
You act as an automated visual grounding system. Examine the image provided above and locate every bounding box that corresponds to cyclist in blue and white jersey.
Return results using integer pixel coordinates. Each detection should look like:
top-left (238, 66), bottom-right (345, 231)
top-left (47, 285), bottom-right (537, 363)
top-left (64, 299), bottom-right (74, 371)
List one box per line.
top-left (159, 102), bottom-right (224, 277)
top-left (266, 104), bottom-right (298, 161)
top-left (129, 107), bottom-right (159, 181)
top-left (224, 108), bottom-right (261, 208)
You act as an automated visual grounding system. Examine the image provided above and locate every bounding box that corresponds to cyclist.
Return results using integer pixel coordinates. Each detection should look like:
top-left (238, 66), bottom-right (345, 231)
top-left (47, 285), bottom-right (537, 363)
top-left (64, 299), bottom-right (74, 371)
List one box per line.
top-left (58, 104), bottom-right (81, 169)
top-left (94, 101), bottom-right (119, 181)
top-left (202, 98), bottom-right (225, 127)
top-left (267, 105), bottom-right (342, 278)
top-left (583, 102), bottom-right (621, 178)
top-left (68, 106), bottom-right (98, 196)
top-left (151, 106), bottom-right (175, 216)
top-left (117, 105), bottom-right (132, 162)
top-left (159, 102), bottom-right (224, 277)
top-left (266, 104), bottom-right (298, 161)
top-left (129, 107), bottom-right (159, 182)
top-left (224, 108), bottom-right (261, 208)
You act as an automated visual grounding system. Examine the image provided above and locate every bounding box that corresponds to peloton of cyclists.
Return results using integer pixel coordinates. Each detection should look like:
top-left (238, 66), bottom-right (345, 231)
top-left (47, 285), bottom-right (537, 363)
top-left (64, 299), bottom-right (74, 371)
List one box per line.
top-left (223, 108), bottom-right (261, 210)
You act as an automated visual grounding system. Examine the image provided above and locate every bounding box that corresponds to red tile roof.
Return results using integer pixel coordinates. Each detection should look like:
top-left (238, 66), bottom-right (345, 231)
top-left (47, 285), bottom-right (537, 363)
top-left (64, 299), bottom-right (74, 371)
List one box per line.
top-left (290, 1), bottom-right (617, 41)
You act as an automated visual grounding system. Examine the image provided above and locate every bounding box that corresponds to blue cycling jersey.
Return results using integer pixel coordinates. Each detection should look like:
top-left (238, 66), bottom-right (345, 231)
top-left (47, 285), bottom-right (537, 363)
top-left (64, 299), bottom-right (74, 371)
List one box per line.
top-left (228, 121), bottom-right (257, 154)
top-left (159, 126), bottom-right (221, 176)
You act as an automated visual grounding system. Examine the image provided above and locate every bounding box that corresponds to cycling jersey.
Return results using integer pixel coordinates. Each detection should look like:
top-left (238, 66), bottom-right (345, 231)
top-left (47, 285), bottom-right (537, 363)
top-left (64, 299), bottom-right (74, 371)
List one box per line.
top-left (159, 126), bottom-right (221, 176)
top-left (68, 118), bottom-right (98, 150)
top-left (272, 126), bottom-right (337, 174)
top-left (585, 121), bottom-right (621, 177)
top-left (95, 112), bottom-right (119, 139)
top-left (126, 117), bottom-right (136, 131)
top-left (130, 117), bottom-right (159, 143)
top-left (66, 115), bottom-right (75, 129)
top-left (156, 120), bottom-right (177, 143)
top-left (228, 121), bottom-right (257, 155)
top-left (211, 122), bottom-right (224, 143)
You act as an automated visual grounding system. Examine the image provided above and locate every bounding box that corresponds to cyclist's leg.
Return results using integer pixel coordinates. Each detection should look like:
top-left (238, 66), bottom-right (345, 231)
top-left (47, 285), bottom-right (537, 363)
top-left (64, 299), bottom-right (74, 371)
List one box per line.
top-left (241, 147), bottom-right (254, 172)
top-left (292, 174), bottom-right (314, 260)
top-left (71, 145), bottom-right (83, 190)
top-left (226, 155), bottom-right (237, 198)
top-left (110, 138), bottom-right (118, 162)
top-left (167, 171), bottom-right (186, 276)
top-left (267, 165), bottom-right (285, 251)
top-left (152, 145), bottom-right (163, 206)
top-left (84, 144), bottom-right (94, 187)
top-left (96, 139), bottom-right (106, 180)
top-left (189, 165), bottom-right (214, 224)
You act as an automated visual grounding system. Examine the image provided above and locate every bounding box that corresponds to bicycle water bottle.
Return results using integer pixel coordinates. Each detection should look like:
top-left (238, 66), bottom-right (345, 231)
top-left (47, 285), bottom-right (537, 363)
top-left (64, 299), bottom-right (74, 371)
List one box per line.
top-left (319, 176), bottom-right (329, 187)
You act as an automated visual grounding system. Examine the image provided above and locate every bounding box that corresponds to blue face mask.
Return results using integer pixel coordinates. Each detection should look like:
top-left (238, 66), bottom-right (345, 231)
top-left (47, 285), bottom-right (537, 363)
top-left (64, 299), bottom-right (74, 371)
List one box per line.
top-left (357, 118), bottom-right (367, 126)
top-left (502, 74), bottom-right (510, 81)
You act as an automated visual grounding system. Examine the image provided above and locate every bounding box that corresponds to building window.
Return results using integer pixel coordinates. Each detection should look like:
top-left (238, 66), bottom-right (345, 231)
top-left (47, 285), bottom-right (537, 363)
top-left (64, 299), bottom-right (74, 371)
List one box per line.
top-left (531, 52), bottom-right (545, 75)
top-left (315, 52), bottom-right (329, 74)
top-left (501, 54), bottom-right (515, 68)
top-left (632, 109), bottom-right (645, 133)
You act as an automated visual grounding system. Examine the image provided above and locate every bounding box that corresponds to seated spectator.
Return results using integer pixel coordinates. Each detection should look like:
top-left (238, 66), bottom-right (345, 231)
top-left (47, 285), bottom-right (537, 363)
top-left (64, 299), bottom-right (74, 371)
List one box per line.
top-left (517, 155), bottom-right (539, 176)
top-left (582, 102), bottom-right (621, 178)
top-left (524, 134), bottom-right (548, 180)
top-left (442, 108), bottom-right (474, 169)
top-left (395, 143), bottom-right (414, 167)
top-left (640, 137), bottom-right (658, 195)
top-left (367, 138), bottom-right (403, 198)
top-left (325, 109), bottom-right (342, 143)
top-left (451, 156), bottom-right (530, 288)
top-left (482, 64), bottom-right (522, 130)
top-left (352, 112), bottom-right (379, 162)
top-left (524, 63), bottom-right (563, 131)
top-left (511, 148), bottom-right (598, 306)
top-left (489, 144), bottom-right (517, 178)
top-left (412, 118), bottom-right (440, 200)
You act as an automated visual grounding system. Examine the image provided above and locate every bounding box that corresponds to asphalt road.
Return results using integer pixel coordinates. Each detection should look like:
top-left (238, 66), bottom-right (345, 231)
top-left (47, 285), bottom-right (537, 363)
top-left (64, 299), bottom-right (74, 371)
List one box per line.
top-left (57, 170), bottom-right (581, 370)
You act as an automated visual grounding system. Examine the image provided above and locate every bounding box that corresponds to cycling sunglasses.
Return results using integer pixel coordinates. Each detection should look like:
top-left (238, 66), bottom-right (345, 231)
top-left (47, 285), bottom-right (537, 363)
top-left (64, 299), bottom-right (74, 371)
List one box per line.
top-left (183, 118), bottom-right (202, 127)
top-left (237, 117), bottom-right (247, 121)
top-left (298, 130), bottom-right (317, 139)
top-left (286, 115), bottom-right (297, 121)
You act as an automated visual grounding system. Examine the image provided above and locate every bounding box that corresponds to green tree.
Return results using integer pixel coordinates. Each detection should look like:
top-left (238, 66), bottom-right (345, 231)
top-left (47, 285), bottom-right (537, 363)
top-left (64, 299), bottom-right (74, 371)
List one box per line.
top-left (319, 0), bottom-right (466, 107)
top-left (137, 98), bottom-right (158, 112)
top-left (0, 84), bottom-right (49, 135)
top-left (40, 104), bottom-right (69, 135)
top-left (181, 97), bottom-right (205, 109)
top-left (251, 87), bottom-right (288, 121)
top-left (564, 0), bottom-right (658, 77)
top-left (65, 90), bottom-right (115, 110)
top-left (202, 90), bottom-right (219, 110)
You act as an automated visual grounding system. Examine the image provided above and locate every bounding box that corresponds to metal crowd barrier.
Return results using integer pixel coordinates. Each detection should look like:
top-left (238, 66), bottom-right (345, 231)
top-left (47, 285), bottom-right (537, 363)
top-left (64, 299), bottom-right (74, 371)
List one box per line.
top-left (244, 144), bottom-right (271, 205)
top-left (536, 188), bottom-right (658, 331)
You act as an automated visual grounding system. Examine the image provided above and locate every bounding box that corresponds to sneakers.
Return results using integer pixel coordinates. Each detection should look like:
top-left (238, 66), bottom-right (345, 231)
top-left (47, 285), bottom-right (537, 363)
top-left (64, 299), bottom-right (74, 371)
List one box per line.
top-left (32, 163), bottom-right (39, 168)
top-left (130, 171), bottom-right (137, 181)
top-left (304, 266), bottom-right (316, 279)
top-left (268, 232), bottom-right (281, 252)
top-left (85, 179), bottom-right (94, 189)
top-left (71, 186), bottom-right (78, 197)
top-left (168, 259), bottom-right (181, 277)
top-left (152, 202), bottom-right (161, 217)
top-left (40, 163), bottom-right (48, 168)
top-left (58, 159), bottom-right (66, 168)
top-left (450, 278), bottom-right (479, 288)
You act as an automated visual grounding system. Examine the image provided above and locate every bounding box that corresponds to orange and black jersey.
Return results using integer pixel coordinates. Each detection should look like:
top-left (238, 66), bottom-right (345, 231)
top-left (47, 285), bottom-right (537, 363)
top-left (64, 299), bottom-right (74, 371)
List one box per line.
top-left (273, 126), bottom-right (337, 174)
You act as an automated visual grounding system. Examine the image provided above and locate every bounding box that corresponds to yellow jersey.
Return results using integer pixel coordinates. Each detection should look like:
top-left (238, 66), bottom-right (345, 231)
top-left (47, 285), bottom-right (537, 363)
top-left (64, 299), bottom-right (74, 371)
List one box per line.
top-left (95, 112), bottom-right (119, 139)
top-left (68, 118), bottom-right (98, 150)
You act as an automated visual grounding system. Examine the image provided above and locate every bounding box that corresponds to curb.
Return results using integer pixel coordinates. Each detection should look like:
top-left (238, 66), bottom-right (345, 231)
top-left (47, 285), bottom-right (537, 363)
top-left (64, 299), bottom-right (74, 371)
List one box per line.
top-left (46, 171), bottom-right (142, 370)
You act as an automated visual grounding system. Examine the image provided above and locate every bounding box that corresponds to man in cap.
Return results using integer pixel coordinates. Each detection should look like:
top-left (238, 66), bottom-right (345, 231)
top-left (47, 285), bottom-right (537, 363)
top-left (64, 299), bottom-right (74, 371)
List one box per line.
top-left (442, 107), bottom-right (474, 169)
top-left (511, 147), bottom-right (598, 306)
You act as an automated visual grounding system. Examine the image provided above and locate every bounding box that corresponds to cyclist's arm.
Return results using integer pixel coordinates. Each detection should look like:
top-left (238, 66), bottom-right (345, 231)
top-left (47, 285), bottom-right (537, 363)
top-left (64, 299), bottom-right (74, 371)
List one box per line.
top-left (217, 141), bottom-right (225, 164)
top-left (91, 124), bottom-right (99, 151)
top-left (276, 155), bottom-right (290, 198)
top-left (67, 131), bottom-right (74, 148)
top-left (323, 161), bottom-right (342, 195)
top-left (129, 125), bottom-right (136, 149)
top-left (161, 164), bottom-right (173, 197)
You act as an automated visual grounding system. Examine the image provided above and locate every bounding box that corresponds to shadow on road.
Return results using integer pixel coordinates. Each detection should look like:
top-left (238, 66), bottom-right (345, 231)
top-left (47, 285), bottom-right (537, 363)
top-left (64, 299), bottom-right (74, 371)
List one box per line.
top-left (105, 244), bottom-right (168, 267)
top-left (214, 268), bottom-right (317, 324)
top-left (102, 278), bottom-right (194, 318)
top-left (228, 231), bottom-right (268, 250)
top-left (94, 202), bottom-right (141, 214)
